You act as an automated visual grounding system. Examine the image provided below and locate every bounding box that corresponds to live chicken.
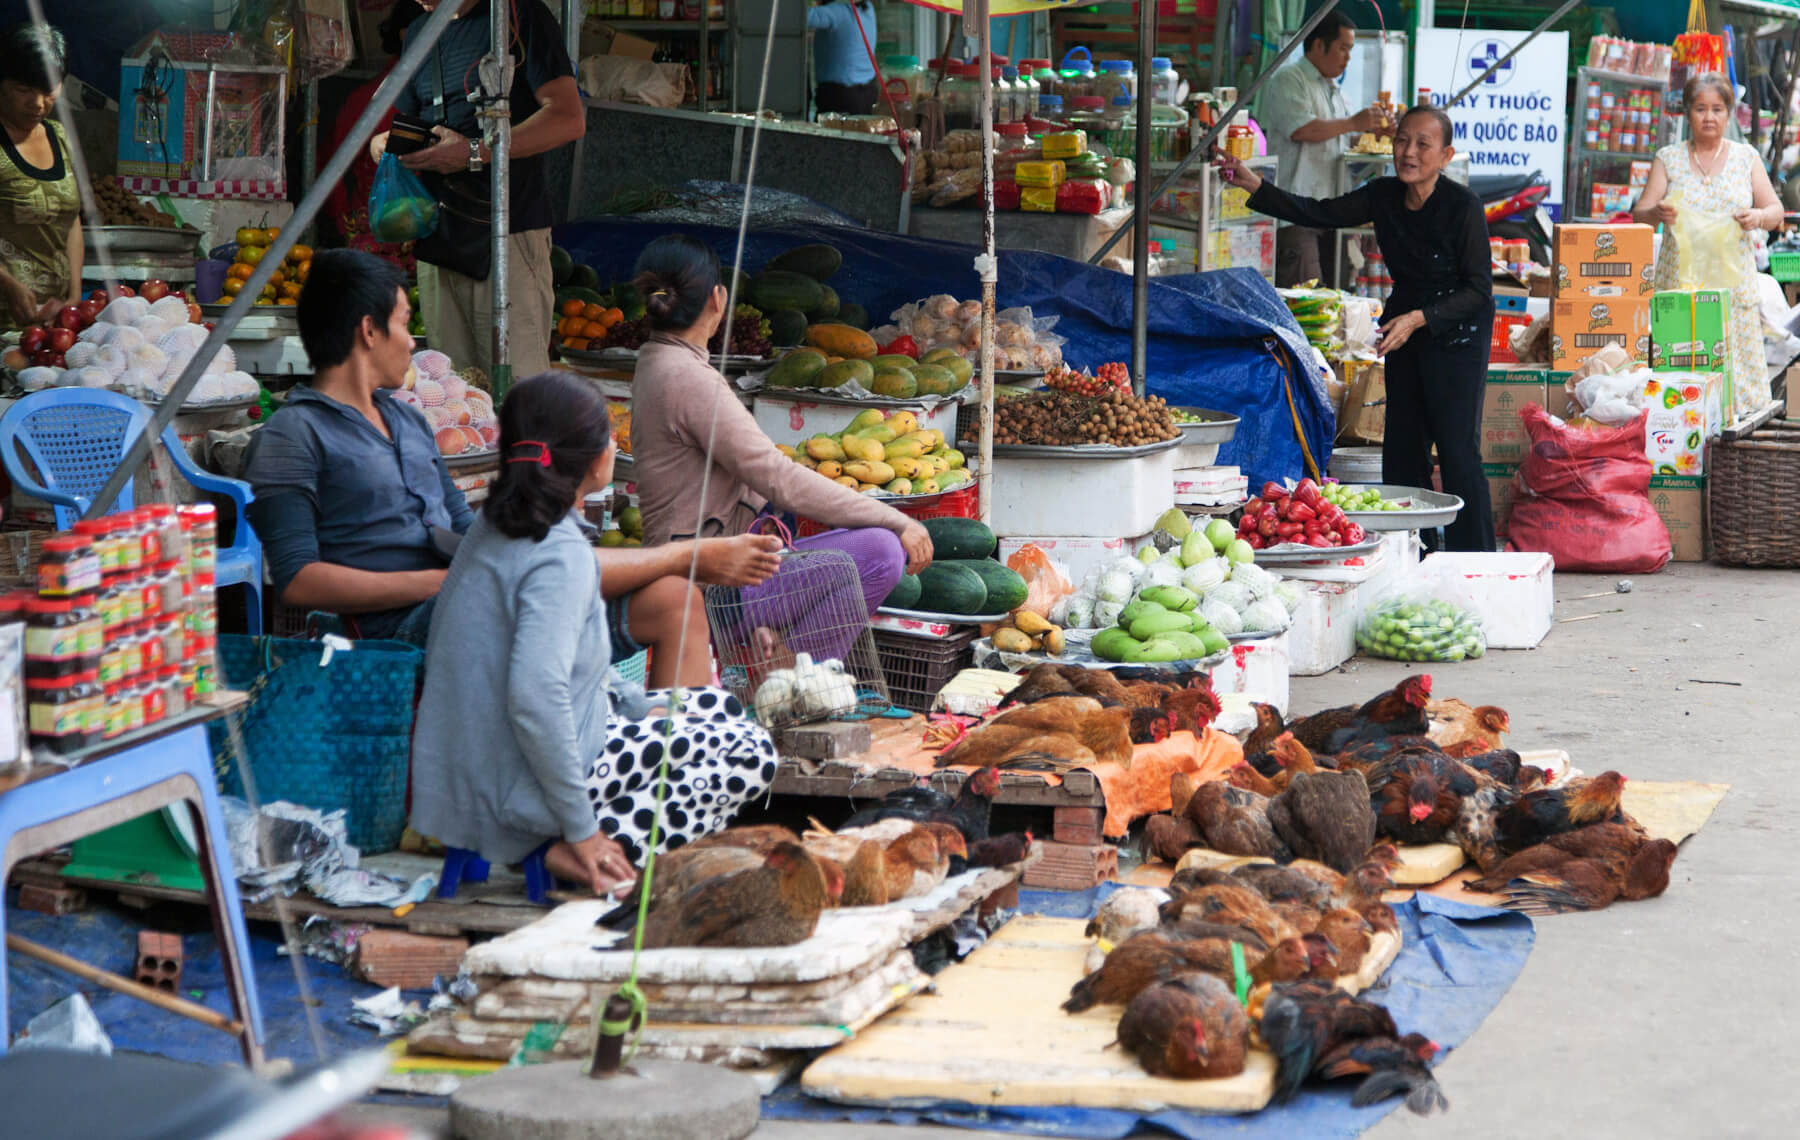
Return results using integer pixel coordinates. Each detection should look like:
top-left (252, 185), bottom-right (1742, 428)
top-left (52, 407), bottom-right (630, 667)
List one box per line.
top-left (1115, 973), bottom-right (1250, 1079)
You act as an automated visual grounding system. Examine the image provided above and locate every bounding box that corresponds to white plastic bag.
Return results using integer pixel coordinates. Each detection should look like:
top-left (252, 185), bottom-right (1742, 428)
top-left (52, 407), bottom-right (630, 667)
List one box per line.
top-left (1672, 199), bottom-right (1748, 292)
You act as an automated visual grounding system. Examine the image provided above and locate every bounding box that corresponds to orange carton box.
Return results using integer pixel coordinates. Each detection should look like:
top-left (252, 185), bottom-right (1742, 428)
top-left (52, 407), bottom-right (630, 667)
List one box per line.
top-left (1550, 297), bottom-right (1650, 370)
top-left (1553, 223), bottom-right (1656, 298)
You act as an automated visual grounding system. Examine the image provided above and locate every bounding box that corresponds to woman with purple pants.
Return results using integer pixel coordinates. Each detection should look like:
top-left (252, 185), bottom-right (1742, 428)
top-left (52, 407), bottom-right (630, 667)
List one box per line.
top-left (629, 235), bottom-right (934, 668)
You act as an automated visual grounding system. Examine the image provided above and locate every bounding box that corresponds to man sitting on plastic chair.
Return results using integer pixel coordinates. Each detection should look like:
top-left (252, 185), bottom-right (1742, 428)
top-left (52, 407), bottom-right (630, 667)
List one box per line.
top-left (240, 250), bottom-right (782, 687)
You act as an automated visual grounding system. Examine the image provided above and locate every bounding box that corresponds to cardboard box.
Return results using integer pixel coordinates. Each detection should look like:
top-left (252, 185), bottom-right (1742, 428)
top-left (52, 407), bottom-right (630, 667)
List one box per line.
top-left (1338, 359), bottom-right (1386, 443)
top-left (1649, 475), bottom-right (1707, 561)
top-left (1545, 371), bottom-right (1576, 419)
top-left (1481, 367), bottom-right (1548, 464)
top-left (1485, 463), bottom-right (1519, 536)
top-left (1553, 223), bottom-right (1656, 298)
top-left (1642, 371), bottom-right (1725, 475)
top-left (1650, 288), bottom-right (1732, 372)
top-left (1550, 297), bottom-right (1651, 371)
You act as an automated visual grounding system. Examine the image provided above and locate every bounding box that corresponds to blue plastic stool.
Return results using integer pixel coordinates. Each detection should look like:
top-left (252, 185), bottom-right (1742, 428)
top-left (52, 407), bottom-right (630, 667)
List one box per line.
top-left (0, 722), bottom-right (266, 1067)
top-left (439, 842), bottom-right (557, 904)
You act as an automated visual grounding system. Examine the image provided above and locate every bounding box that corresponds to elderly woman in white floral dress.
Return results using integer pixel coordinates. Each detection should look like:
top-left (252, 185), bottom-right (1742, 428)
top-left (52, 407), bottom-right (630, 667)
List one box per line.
top-left (1632, 72), bottom-right (1783, 420)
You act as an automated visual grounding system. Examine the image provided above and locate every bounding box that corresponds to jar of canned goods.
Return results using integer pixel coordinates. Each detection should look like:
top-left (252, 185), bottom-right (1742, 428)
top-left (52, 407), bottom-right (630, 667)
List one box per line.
top-left (180, 661), bottom-right (199, 704)
top-left (119, 678), bottom-right (146, 734)
top-left (103, 682), bottom-right (129, 739)
top-left (113, 512), bottom-right (145, 576)
top-left (38, 534), bottom-right (100, 597)
top-left (141, 620), bottom-right (168, 674)
top-left (142, 504), bottom-right (178, 566)
top-left (28, 672), bottom-right (102, 754)
top-left (158, 613), bottom-right (186, 665)
top-left (179, 503), bottom-right (218, 574)
top-left (161, 665), bottom-right (188, 717)
top-left (140, 672), bottom-right (167, 726)
top-left (73, 519), bottom-right (115, 579)
top-left (188, 572), bottom-right (217, 637)
top-left (25, 596), bottom-right (101, 674)
top-left (119, 628), bottom-right (144, 680)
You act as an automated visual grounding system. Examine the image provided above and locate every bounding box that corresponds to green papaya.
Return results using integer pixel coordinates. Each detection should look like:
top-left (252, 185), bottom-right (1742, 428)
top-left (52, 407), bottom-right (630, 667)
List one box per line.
top-left (767, 350), bottom-right (829, 389)
top-left (870, 369), bottom-right (918, 398)
top-left (816, 359), bottom-right (874, 389)
top-left (912, 364), bottom-right (957, 396)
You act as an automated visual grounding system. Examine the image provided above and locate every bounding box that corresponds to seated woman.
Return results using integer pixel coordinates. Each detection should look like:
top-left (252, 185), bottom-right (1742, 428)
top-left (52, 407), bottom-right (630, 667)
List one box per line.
top-left (410, 372), bottom-right (779, 894)
top-left (630, 235), bottom-right (933, 668)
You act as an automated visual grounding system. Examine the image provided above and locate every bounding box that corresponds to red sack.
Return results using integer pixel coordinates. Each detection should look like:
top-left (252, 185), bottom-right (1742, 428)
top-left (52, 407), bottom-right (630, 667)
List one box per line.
top-left (1505, 404), bottom-right (1671, 573)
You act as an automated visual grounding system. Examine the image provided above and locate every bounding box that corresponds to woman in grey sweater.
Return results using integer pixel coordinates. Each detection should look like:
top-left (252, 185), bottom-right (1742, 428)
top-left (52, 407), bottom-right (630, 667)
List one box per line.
top-left (410, 372), bottom-right (778, 896)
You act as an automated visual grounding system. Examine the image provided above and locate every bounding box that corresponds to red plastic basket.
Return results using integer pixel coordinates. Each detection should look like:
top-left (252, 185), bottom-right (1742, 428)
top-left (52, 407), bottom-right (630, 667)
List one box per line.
top-left (795, 485), bottom-right (979, 539)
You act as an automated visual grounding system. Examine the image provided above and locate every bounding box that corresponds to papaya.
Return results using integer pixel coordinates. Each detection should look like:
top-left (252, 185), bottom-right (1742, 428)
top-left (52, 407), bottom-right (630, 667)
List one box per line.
top-left (912, 364), bottom-right (957, 396)
top-left (550, 246), bottom-right (574, 287)
top-left (838, 302), bottom-right (869, 330)
top-left (871, 354), bottom-right (920, 373)
top-left (816, 359), bottom-right (874, 389)
top-left (804, 323), bottom-right (879, 360)
top-left (871, 369), bottom-right (918, 399)
top-left (1126, 637), bottom-right (1190, 664)
top-left (766, 348), bottom-right (828, 389)
top-left (750, 270), bottom-right (825, 314)
top-left (937, 354), bottom-right (976, 387)
top-left (767, 308), bottom-right (810, 347)
top-left (847, 409), bottom-right (886, 432)
top-left (1130, 610), bottom-right (1195, 641)
top-left (808, 285), bottom-right (841, 321)
top-left (765, 243), bottom-right (843, 281)
top-left (555, 285), bottom-right (606, 308)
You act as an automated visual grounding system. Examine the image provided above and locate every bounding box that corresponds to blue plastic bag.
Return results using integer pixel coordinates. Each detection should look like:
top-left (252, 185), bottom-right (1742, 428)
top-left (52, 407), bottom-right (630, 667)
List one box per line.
top-left (368, 152), bottom-right (438, 243)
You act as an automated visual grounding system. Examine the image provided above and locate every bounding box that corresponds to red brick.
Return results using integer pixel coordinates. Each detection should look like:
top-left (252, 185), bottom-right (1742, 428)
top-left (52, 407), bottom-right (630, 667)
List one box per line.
top-left (17, 884), bottom-right (85, 916)
top-left (353, 930), bottom-right (470, 990)
top-left (1052, 806), bottom-right (1105, 845)
top-left (135, 931), bottom-right (182, 992)
top-left (1021, 840), bottom-right (1117, 890)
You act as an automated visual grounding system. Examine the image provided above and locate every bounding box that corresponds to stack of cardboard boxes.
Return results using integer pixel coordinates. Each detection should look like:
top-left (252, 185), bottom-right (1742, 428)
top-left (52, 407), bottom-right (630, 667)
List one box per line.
top-left (1642, 290), bottom-right (1732, 561)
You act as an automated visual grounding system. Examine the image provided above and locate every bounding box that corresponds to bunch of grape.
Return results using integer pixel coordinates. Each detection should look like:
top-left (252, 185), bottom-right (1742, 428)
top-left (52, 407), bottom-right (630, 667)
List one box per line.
top-left (710, 304), bottom-right (773, 358)
top-left (606, 316), bottom-right (653, 350)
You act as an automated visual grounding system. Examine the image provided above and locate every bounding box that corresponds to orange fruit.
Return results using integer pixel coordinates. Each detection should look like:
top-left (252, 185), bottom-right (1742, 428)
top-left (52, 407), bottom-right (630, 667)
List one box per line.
top-left (221, 278), bottom-right (244, 296)
top-left (240, 245), bottom-right (265, 266)
top-left (260, 227), bottom-right (281, 244)
top-left (289, 243), bottom-right (312, 262)
top-left (603, 307), bottom-right (623, 326)
top-left (582, 303), bottom-right (605, 322)
top-left (582, 320), bottom-right (607, 339)
top-left (269, 269), bottom-right (286, 287)
top-left (561, 298), bottom-right (585, 318)
top-left (228, 262), bottom-right (253, 280)
top-left (565, 337), bottom-right (590, 351)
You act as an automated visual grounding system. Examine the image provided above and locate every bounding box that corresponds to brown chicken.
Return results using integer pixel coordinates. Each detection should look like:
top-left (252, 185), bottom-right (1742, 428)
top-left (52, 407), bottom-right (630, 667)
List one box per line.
top-left (1064, 667), bottom-right (1134, 706)
top-left (876, 827), bottom-right (948, 901)
top-left (920, 822), bottom-right (969, 863)
top-left (595, 844), bottom-right (762, 931)
top-left (1160, 884), bottom-right (1297, 948)
top-left (1496, 770), bottom-right (1629, 853)
top-left (1367, 748), bottom-right (1469, 845)
top-left (1259, 981), bottom-right (1399, 1102)
top-left (682, 824), bottom-right (800, 855)
top-left (1115, 973), bottom-right (1250, 1079)
top-left (1313, 908), bottom-right (1373, 976)
top-left (843, 766), bottom-right (1001, 842)
top-left (968, 831), bottom-right (1034, 868)
top-left (1118, 679), bottom-right (1178, 709)
top-left (1162, 683), bottom-right (1223, 737)
top-left (1268, 769), bottom-right (1376, 874)
top-left (1170, 771), bottom-right (1203, 818)
top-left (997, 662), bottom-right (1077, 707)
top-left (1247, 937), bottom-right (1315, 985)
top-left (640, 842), bottom-right (831, 948)
top-left (1285, 675), bottom-right (1433, 756)
top-left (1186, 781), bottom-right (1293, 861)
top-left (989, 695), bottom-right (1103, 731)
top-left (1242, 702), bottom-right (1289, 763)
top-left (1496, 839), bottom-right (1678, 915)
top-left (1064, 932), bottom-right (1262, 1012)
top-left (933, 722), bottom-right (1097, 771)
top-left (1467, 822), bottom-right (1665, 896)
top-left (1227, 762), bottom-right (1281, 798)
top-left (1129, 707), bottom-right (1177, 745)
top-left (1317, 1033), bottom-right (1447, 1115)
top-left (1335, 860), bottom-right (1395, 911)
top-left (1267, 733), bottom-right (1326, 793)
top-left (1298, 932), bottom-right (1344, 980)
top-left (1428, 698), bottom-right (1510, 752)
top-left (1226, 864), bottom-right (1337, 909)
top-left (838, 841), bottom-right (889, 907)
top-left (1449, 771), bottom-right (1520, 872)
top-left (1145, 813), bottom-right (1205, 863)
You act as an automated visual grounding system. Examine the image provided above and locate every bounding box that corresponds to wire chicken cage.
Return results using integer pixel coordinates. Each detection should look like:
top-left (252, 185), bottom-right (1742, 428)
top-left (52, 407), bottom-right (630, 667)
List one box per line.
top-left (703, 546), bottom-right (891, 730)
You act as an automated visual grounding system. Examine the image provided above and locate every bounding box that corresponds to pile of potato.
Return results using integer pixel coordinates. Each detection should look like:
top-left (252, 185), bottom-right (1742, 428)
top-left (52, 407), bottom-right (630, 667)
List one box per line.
top-left (986, 609), bottom-right (1067, 656)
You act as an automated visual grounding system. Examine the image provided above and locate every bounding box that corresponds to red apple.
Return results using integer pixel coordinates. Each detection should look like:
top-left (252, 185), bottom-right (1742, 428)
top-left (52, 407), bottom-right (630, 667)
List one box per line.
top-left (30, 346), bottom-right (53, 366)
top-left (113, 284), bottom-right (135, 298)
top-left (48, 327), bottom-right (75, 352)
top-left (139, 279), bottom-right (169, 302)
top-left (19, 325), bottom-right (47, 352)
top-left (55, 305), bottom-right (82, 331)
top-left (45, 351), bottom-right (64, 369)
top-left (170, 289), bottom-right (185, 300)
top-left (186, 302), bottom-right (202, 324)
top-left (87, 289), bottom-right (108, 304)
top-left (76, 299), bottom-right (103, 325)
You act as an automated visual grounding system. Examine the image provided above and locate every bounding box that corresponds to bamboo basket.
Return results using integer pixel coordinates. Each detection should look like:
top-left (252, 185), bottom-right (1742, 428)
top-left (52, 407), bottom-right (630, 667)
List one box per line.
top-left (1709, 421), bottom-right (1800, 566)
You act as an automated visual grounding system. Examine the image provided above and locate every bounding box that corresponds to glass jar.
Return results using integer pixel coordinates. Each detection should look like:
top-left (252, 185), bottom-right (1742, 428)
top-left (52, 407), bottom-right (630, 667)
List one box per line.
top-left (1066, 96), bottom-right (1108, 139)
top-left (1150, 57), bottom-right (1181, 107)
top-left (141, 672), bottom-right (167, 726)
top-left (119, 567), bottom-right (146, 627)
top-left (189, 572), bottom-right (218, 639)
top-left (154, 560), bottom-right (186, 621)
top-left (941, 63), bottom-right (978, 131)
top-left (140, 620), bottom-right (167, 675)
top-left (1058, 62), bottom-right (1095, 101)
top-left (0, 590), bottom-right (26, 628)
top-left (103, 682), bottom-right (128, 739)
top-left (179, 503), bottom-right (218, 574)
top-left (1038, 94), bottom-right (1065, 120)
top-left (119, 628), bottom-right (144, 681)
top-left (38, 534), bottom-right (100, 598)
top-left (191, 635), bottom-right (218, 697)
top-left (72, 669), bottom-right (104, 742)
top-left (1095, 59), bottom-right (1136, 105)
top-left (161, 665), bottom-right (188, 717)
top-left (98, 580), bottom-right (130, 643)
top-left (114, 511), bottom-right (145, 577)
top-left (119, 677), bottom-right (146, 735)
top-left (28, 674), bottom-right (99, 754)
top-left (25, 597), bottom-right (96, 669)
top-left (179, 661), bottom-right (199, 704)
top-left (73, 519), bottom-right (116, 579)
top-left (143, 504), bottom-right (178, 566)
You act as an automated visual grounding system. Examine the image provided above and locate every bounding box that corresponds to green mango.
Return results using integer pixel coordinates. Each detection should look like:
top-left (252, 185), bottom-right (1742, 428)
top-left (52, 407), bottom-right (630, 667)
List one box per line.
top-left (1149, 630), bottom-right (1207, 659)
top-left (1154, 507), bottom-right (1192, 541)
top-left (1130, 610), bottom-right (1196, 641)
top-left (1198, 627), bottom-right (1230, 656)
top-left (1126, 637), bottom-right (1189, 663)
top-left (1091, 628), bottom-right (1140, 662)
top-left (1117, 599), bottom-right (1167, 628)
top-left (1141, 586), bottom-right (1199, 613)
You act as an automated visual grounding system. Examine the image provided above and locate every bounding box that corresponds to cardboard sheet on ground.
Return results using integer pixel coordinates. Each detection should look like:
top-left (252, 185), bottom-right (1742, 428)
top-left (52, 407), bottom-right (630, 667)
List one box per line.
top-left (770, 886), bottom-right (1535, 1139)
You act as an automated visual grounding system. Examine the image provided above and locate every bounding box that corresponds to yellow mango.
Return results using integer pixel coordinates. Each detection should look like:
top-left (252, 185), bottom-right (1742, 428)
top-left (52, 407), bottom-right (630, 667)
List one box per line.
top-left (815, 460), bottom-right (843, 479)
top-left (845, 460), bottom-right (896, 485)
top-left (805, 436), bottom-right (845, 462)
top-left (834, 475), bottom-right (860, 489)
top-left (841, 435), bottom-right (885, 463)
top-left (796, 455), bottom-right (818, 470)
top-left (775, 443), bottom-right (798, 459)
top-left (915, 477), bottom-right (940, 494)
top-left (852, 425), bottom-right (898, 443)
top-left (858, 482), bottom-right (882, 493)
top-left (937, 468), bottom-right (972, 489)
top-left (904, 429), bottom-right (940, 450)
top-left (941, 448), bottom-right (966, 469)
top-left (887, 411), bottom-right (919, 436)
top-left (885, 477), bottom-right (914, 495)
top-left (888, 456), bottom-right (925, 480)
top-left (847, 409), bottom-right (885, 432)
top-left (883, 438), bottom-right (926, 461)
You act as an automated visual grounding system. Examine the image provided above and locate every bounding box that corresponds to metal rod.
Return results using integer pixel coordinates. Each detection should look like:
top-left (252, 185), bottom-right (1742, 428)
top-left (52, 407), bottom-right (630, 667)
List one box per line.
top-left (564, 0), bottom-right (586, 220)
top-left (1089, 0), bottom-right (1341, 266)
top-left (1130, 0), bottom-right (1156, 396)
top-left (301, 79), bottom-right (318, 198)
top-left (976, 0), bottom-right (995, 526)
top-left (1447, 0), bottom-right (1583, 108)
top-left (79, 0), bottom-right (467, 524)
top-left (7, 932), bottom-right (246, 1037)
top-left (489, 0), bottom-right (514, 394)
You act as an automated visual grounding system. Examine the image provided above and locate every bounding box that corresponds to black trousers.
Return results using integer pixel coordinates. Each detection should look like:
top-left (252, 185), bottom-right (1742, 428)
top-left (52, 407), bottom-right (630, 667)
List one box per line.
top-left (1381, 328), bottom-right (1496, 553)
top-left (816, 80), bottom-right (879, 115)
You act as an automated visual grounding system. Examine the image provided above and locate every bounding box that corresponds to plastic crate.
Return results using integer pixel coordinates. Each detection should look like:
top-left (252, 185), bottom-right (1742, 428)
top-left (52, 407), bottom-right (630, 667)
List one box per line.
top-left (1771, 250), bottom-right (1800, 283)
top-left (796, 485), bottom-right (979, 538)
top-left (873, 627), bottom-right (978, 712)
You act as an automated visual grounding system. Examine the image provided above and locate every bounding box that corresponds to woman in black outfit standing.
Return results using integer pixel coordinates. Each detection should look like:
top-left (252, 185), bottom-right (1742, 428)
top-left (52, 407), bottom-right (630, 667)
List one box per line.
top-left (1217, 104), bottom-right (1495, 552)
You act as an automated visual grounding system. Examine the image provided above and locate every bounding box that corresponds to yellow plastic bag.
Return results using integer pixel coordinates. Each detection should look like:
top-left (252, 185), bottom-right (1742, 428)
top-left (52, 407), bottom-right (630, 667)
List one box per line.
top-left (1672, 198), bottom-right (1747, 292)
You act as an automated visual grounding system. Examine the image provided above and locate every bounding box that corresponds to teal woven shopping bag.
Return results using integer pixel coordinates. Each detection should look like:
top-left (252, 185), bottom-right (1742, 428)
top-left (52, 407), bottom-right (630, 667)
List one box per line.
top-left (209, 634), bottom-right (423, 853)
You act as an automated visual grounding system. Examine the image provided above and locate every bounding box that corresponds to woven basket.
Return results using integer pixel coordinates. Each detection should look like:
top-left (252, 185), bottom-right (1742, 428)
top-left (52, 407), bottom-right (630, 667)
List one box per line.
top-left (1710, 423), bottom-right (1800, 566)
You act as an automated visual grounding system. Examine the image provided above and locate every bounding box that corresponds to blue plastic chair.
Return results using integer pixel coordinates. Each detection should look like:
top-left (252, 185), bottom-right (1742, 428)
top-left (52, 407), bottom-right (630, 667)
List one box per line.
top-left (0, 388), bottom-right (263, 634)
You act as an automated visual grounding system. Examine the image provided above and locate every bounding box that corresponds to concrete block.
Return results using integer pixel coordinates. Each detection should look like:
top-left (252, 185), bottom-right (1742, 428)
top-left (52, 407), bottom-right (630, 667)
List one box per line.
top-left (778, 721), bottom-right (871, 760)
top-left (450, 1059), bottom-right (760, 1140)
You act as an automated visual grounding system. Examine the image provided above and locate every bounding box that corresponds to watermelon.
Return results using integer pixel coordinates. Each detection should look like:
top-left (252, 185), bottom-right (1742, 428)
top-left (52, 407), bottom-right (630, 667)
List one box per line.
top-left (884, 573), bottom-right (923, 610)
top-left (916, 563), bottom-right (989, 615)
top-left (922, 517), bottom-right (995, 561)
top-left (939, 559), bottom-right (1027, 612)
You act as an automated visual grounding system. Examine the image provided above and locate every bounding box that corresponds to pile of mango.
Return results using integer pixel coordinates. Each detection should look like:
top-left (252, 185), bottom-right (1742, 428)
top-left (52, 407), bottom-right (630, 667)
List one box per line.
top-left (777, 408), bottom-right (972, 497)
top-left (766, 327), bottom-right (974, 399)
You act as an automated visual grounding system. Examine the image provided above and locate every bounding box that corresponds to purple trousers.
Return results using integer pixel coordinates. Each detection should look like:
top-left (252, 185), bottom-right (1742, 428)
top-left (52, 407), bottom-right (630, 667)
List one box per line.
top-left (738, 526), bottom-right (905, 666)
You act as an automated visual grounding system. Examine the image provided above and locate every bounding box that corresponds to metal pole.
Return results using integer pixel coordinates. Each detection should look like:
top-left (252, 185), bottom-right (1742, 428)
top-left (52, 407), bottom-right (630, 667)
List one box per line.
top-left (564, 0), bottom-right (587, 221)
top-left (80, 0), bottom-right (467, 524)
top-left (1088, 0), bottom-right (1341, 266)
top-left (974, 0), bottom-right (996, 527)
top-left (1130, 0), bottom-right (1156, 396)
top-left (301, 79), bottom-right (318, 197)
top-left (488, 0), bottom-right (514, 395)
top-left (1447, 0), bottom-right (1583, 108)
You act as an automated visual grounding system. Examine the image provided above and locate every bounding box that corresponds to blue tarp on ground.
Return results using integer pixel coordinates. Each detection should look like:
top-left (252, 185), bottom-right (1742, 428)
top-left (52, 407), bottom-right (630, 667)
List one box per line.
top-left (552, 217), bottom-right (1334, 486)
top-left (760, 886), bottom-right (1534, 1139)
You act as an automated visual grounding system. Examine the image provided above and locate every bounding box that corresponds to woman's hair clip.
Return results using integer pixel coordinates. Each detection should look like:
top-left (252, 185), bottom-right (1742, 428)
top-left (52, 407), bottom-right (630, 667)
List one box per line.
top-left (506, 440), bottom-right (553, 468)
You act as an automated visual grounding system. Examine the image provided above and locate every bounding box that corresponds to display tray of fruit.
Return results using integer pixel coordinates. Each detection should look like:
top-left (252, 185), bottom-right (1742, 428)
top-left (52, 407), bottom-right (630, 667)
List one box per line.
top-left (1170, 406), bottom-right (1242, 444)
top-left (880, 603), bottom-right (1013, 626)
top-left (968, 363), bottom-right (1182, 454)
top-left (208, 226), bottom-right (311, 308)
top-left (778, 408), bottom-right (972, 499)
top-left (1327, 483), bottom-right (1465, 531)
top-left (1231, 479), bottom-right (1383, 558)
top-left (880, 529), bottom-right (1025, 624)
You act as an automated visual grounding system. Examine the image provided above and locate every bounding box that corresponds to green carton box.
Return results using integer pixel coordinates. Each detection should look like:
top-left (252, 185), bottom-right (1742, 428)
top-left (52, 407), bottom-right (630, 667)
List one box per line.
top-left (1650, 289), bottom-right (1731, 371)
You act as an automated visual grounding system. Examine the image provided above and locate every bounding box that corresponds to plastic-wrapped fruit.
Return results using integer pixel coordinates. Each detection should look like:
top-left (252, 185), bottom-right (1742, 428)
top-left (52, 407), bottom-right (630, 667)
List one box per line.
top-left (441, 398), bottom-right (471, 425)
top-left (434, 427), bottom-right (467, 455)
top-left (414, 377), bottom-right (446, 407)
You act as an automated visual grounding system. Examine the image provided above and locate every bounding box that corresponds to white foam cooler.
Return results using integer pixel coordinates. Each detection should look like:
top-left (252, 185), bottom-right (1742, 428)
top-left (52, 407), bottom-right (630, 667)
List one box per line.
top-left (1210, 632), bottom-right (1291, 717)
top-left (1424, 551), bottom-right (1554, 649)
top-left (985, 447), bottom-right (1177, 537)
top-left (1283, 580), bottom-right (1361, 676)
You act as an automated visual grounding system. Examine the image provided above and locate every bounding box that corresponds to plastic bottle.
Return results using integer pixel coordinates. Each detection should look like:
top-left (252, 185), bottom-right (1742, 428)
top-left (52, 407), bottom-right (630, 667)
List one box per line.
top-left (1038, 93), bottom-right (1066, 120)
top-left (1150, 57), bottom-right (1181, 107)
top-left (1033, 66), bottom-right (1059, 102)
top-left (1096, 59), bottom-right (1137, 104)
top-left (1014, 64), bottom-right (1041, 114)
top-left (1000, 66), bottom-right (1022, 124)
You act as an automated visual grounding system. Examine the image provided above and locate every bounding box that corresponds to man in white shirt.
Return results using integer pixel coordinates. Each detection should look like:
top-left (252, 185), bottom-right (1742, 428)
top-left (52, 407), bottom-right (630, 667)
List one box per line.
top-left (1258, 11), bottom-right (1391, 285)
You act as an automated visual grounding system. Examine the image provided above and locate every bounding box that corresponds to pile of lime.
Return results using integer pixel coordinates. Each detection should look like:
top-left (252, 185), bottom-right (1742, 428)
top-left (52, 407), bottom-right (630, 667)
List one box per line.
top-left (1322, 483), bottom-right (1407, 511)
top-left (1171, 409), bottom-right (1212, 425)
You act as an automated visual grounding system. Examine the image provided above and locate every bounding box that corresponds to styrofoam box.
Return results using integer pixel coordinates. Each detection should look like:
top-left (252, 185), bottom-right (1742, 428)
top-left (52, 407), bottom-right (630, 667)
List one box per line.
top-left (1362, 529), bottom-right (1423, 600)
top-left (1285, 580), bottom-right (1361, 676)
top-left (1211, 632), bottom-right (1291, 717)
top-left (751, 394), bottom-right (961, 448)
top-left (987, 448), bottom-right (1177, 538)
top-left (1425, 550), bottom-right (1554, 649)
top-left (1273, 542), bottom-right (1388, 584)
top-left (996, 535), bottom-right (1133, 589)
top-left (1174, 439), bottom-right (1222, 467)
